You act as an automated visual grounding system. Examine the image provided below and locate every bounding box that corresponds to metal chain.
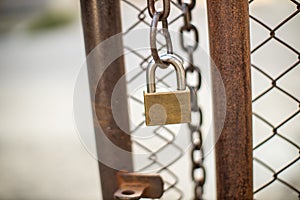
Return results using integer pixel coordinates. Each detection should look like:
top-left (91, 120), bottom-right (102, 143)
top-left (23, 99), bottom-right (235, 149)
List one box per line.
top-left (147, 0), bottom-right (171, 20)
top-left (148, 0), bottom-right (173, 68)
top-left (147, 0), bottom-right (206, 198)
top-left (178, 0), bottom-right (206, 199)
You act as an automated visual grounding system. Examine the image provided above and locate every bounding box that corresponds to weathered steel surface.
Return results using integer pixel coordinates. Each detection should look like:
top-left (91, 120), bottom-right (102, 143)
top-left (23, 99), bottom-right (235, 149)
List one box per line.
top-left (80, 0), bottom-right (133, 199)
top-left (206, 0), bottom-right (253, 199)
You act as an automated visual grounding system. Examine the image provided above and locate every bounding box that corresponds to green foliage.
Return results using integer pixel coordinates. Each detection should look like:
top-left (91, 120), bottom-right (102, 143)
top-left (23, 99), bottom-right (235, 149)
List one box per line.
top-left (28, 11), bottom-right (74, 32)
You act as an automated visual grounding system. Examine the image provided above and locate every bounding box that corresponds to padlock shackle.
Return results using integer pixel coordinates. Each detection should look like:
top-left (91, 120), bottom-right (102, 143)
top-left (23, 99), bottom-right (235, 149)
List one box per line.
top-left (147, 54), bottom-right (186, 93)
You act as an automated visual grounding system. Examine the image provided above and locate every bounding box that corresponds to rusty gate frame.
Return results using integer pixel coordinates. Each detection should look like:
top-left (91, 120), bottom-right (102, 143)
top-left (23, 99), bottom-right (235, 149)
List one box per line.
top-left (207, 0), bottom-right (253, 199)
top-left (80, 0), bottom-right (253, 199)
top-left (80, 0), bottom-right (133, 199)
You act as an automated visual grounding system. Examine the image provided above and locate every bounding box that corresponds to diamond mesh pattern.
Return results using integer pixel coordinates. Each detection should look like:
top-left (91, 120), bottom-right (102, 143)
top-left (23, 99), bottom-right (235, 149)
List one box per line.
top-left (120, 0), bottom-right (300, 199)
top-left (250, 0), bottom-right (300, 199)
top-left (121, 0), bottom-right (188, 199)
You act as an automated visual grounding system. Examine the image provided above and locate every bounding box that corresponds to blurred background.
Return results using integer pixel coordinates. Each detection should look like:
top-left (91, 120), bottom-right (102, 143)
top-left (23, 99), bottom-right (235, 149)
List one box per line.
top-left (0, 0), bottom-right (299, 199)
top-left (0, 0), bottom-right (101, 199)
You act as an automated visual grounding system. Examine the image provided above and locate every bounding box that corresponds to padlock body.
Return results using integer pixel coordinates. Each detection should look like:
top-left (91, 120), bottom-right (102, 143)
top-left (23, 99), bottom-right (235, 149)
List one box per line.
top-left (144, 88), bottom-right (191, 126)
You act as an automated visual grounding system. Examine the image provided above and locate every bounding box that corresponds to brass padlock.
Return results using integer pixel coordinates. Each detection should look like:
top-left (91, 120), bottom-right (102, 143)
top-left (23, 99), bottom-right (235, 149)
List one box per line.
top-left (144, 54), bottom-right (191, 126)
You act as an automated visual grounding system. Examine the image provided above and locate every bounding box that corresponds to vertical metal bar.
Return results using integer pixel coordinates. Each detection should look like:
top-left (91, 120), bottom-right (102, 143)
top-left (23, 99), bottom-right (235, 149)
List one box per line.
top-left (80, 0), bottom-right (133, 199)
top-left (206, 0), bottom-right (253, 199)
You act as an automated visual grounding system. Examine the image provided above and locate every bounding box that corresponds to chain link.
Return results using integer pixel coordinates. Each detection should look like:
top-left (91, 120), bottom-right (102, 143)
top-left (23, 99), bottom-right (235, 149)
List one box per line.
top-left (180, 25), bottom-right (199, 51)
top-left (147, 0), bottom-right (171, 20)
top-left (178, 0), bottom-right (196, 10)
top-left (178, 0), bottom-right (206, 199)
top-left (148, 0), bottom-right (173, 68)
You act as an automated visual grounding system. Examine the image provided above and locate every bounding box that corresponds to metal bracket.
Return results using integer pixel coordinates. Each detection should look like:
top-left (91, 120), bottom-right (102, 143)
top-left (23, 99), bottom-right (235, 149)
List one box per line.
top-left (114, 171), bottom-right (164, 200)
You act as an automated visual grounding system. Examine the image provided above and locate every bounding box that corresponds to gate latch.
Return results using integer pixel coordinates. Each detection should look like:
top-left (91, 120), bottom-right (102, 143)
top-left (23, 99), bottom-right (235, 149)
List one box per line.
top-left (114, 171), bottom-right (164, 200)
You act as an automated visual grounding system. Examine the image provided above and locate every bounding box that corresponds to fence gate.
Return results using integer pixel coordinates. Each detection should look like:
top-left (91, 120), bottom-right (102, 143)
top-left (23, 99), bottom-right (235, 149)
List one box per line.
top-left (80, 0), bottom-right (300, 199)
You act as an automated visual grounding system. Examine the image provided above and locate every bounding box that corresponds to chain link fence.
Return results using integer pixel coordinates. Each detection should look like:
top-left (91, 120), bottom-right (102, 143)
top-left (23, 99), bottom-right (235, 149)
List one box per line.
top-left (120, 0), bottom-right (208, 199)
top-left (119, 0), bottom-right (299, 199)
top-left (121, 0), bottom-right (184, 198)
top-left (249, 0), bottom-right (300, 199)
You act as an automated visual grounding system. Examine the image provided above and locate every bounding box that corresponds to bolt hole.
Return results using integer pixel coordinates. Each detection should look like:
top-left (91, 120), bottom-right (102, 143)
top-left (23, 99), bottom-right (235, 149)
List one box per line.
top-left (122, 190), bottom-right (135, 195)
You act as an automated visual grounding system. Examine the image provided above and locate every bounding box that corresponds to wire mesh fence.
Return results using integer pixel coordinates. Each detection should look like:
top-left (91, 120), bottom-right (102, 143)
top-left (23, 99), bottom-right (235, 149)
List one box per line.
top-left (120, 0), bottom-right (208, 199)
top-left (121, 0), bottom-right (183, 198)
top-left (249, 0), bottom-right (300, 199)
top-left (119, 0), bottom-right (299, 199)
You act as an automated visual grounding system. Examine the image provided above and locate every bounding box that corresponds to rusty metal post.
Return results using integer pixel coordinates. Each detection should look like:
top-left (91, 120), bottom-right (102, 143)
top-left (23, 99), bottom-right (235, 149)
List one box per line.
top-left (206, 0), bottom-right (253, 199)
top-left (80, 0), bottom-right (133, 199)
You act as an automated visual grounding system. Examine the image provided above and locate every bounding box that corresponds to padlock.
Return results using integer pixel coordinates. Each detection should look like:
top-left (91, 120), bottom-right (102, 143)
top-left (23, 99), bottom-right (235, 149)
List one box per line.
top-left (144, 54), bottom-right (191, 126)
